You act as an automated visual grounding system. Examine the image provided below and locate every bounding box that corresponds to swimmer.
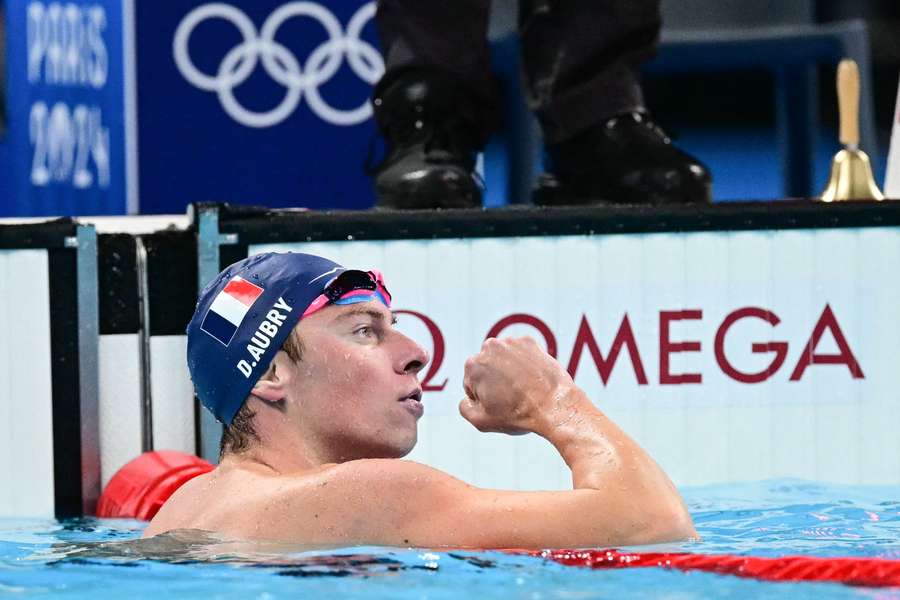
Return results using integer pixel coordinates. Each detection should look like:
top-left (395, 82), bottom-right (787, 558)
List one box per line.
top-left (145, 252), bottom-right (696, 547)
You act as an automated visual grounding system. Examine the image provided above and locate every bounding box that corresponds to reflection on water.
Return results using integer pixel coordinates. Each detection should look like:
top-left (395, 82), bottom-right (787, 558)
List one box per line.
top-left (34, 528), bottom-right (499, 579)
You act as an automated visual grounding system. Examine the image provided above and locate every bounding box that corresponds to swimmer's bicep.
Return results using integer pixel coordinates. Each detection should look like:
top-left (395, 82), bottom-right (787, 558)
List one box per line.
top-left (451, 487), bottom-right (694, 548)
top-left (349, 461), bottom-right (642, 548)
top-left (416, 488), bottom-right (636, 549)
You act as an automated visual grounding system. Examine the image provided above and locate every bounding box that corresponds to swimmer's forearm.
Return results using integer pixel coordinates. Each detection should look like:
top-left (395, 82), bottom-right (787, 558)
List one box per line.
top-left (536, 387), bottom-right (679, 495)
top-left (534, 388), bottom-right (695, 539)
top-left (534, 387), bottom-right (630, 489)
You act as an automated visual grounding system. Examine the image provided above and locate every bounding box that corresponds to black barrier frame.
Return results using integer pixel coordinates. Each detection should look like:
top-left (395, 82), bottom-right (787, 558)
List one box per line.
top-left (0, 220), bottom-right (99, 518)
top-left (191, 200), bottom-right (900, 460)
top-left (211, 200), bottom-right (900, 243)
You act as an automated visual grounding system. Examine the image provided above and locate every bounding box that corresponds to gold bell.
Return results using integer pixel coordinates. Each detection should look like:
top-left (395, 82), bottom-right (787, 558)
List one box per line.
top-left (819, 59), bottom-right (884, 202)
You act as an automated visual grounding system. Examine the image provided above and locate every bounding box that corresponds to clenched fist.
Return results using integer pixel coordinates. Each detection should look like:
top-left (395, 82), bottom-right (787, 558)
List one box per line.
top-left (459, 336), bottom-right (582, 435)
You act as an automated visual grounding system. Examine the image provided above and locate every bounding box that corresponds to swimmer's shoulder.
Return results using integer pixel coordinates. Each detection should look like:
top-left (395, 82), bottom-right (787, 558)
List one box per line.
top-left (324, 458), bottom-right (463, 486)
top-left (144, 466), bottom-right (285, 537)
top-left (143, 470), bottom-right (215, 537)
top-left (283, 458), bottom-right (471, 513)
top-left (144, 459), bottom-right (466, 543)
top-left (143, 462), bottom-right (347, 539)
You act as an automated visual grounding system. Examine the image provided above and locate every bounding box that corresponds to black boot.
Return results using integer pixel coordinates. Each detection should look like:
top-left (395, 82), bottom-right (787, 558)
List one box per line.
top-left (371, 73), bottom-right (484, 210)
top-left (534, 112), bottom-right (712, 206)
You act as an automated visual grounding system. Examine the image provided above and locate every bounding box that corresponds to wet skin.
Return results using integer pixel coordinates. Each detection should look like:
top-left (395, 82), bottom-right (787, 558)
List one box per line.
top-left (145, 301), bottom-right (696, 548)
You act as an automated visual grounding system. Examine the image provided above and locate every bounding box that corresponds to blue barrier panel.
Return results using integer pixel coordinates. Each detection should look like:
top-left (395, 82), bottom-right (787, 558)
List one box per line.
top-left (1, 0), bottom-right (128, 216)
top-left (136, 0), bottom-right (381, 213)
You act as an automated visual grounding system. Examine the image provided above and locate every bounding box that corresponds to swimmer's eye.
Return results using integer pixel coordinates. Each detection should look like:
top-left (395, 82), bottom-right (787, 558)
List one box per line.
top-left (353, 326), bottom-right (376, 338)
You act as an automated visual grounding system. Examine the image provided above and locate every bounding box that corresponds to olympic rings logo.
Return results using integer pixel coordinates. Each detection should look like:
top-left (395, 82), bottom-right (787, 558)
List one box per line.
top-left (172, 2), bottom-right (383, 128)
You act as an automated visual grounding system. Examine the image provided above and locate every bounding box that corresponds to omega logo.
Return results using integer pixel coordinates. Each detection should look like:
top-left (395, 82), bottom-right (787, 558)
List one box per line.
top-left (399, 305), bottom-right (864, 392)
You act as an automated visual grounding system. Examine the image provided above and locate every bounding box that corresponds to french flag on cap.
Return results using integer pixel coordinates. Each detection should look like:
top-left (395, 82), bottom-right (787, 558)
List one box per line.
top-left (200, 276), bottom-right (264, 346)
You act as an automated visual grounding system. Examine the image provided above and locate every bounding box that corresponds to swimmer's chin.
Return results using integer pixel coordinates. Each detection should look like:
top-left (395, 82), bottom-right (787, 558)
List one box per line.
top-left (341, 435), bottom-right (418, 461)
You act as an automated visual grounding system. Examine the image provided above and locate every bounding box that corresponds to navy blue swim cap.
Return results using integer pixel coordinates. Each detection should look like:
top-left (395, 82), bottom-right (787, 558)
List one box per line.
top-left (187, 252), bottom-right (380, 425)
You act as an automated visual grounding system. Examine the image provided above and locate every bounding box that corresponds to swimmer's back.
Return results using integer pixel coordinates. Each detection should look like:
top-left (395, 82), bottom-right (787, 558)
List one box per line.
top-left (144, 461), bottom-right (350, 542)
top-left (144, 458), bottom-right (454, 545)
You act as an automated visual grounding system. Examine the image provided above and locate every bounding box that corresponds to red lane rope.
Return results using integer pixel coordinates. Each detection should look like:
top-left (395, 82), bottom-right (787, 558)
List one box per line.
top-left (526, 549), bottom-right (900, 588)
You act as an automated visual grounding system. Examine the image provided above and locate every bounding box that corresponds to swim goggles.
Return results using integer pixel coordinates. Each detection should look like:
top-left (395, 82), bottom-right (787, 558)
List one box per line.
top-left (302, 269), bottom-right (392, 318)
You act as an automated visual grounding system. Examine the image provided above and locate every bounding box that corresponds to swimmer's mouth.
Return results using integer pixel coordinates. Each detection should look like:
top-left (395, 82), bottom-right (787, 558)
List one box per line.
top-left (399, 389), bottom-right (422, 403)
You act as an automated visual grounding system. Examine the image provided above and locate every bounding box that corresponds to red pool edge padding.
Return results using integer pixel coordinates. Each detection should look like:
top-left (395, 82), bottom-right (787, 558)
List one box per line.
top-left (524, 549), bottom-right (900, 588)
top-left (98, 452), bottom-right (900, 588)
top-left (96, 450), bottom-right (214, 521)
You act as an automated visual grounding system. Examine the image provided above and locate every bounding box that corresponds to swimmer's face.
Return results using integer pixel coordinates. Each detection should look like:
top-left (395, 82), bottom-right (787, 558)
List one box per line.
top-left (287, 300), bottom-right (428, 461)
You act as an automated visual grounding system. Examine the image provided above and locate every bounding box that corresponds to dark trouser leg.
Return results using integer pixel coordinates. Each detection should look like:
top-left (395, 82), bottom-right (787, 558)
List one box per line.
top-left (369, 1), bottom-right (494, 208)
top-left (523, 0), bottom-right (710, 205)
top-left (518, 0), bottom-right (661, 144)
top-left (374, 0), bottom-right (500, 142)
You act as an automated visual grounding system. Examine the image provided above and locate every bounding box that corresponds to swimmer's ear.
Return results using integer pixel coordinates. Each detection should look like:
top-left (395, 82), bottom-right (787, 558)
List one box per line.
top-left (250, 352), bottom-right (289, 402)
top-left (251, 378), bottom-right (283, 403)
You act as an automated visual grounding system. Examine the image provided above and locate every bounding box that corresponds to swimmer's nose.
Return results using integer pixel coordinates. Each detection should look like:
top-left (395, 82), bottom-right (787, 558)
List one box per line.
top-left (395, 333), bottom-right (429, 376)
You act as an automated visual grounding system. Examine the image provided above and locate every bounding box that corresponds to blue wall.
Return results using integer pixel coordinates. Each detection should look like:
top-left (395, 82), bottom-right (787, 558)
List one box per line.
top-left (134, 0), bottom-right (381, 213)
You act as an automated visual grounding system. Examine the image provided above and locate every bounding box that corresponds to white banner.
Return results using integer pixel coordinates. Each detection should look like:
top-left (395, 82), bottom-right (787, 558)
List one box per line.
top-left (252, 227), bottom-right (900, 488)
top-left (0, 250), bottom-right (55, 517)
top-left (886, 74), bottom-right (900, 197)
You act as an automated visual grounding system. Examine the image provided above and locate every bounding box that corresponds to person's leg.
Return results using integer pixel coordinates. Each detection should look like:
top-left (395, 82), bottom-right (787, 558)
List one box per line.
top-left (371, 1), bottom-right (499, 208)
top-left (520, 0), bottom-right (711, 205)
top-left (375, 0), bottom-right (498, 131)
top-left (519, 0), bottom-right (657, 143)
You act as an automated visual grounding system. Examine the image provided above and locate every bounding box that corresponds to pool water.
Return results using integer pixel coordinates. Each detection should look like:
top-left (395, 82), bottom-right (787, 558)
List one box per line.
top-left (2, 479), bottom-right (900, 599)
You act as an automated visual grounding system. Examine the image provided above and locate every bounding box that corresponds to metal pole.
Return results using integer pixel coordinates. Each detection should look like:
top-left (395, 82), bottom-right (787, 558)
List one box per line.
top-left (75, 224), bottom-right (100, 516)
top-left (195, 205), bottom-right (224, 463)
top-left (135, 236), bottom-right (154, 453)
